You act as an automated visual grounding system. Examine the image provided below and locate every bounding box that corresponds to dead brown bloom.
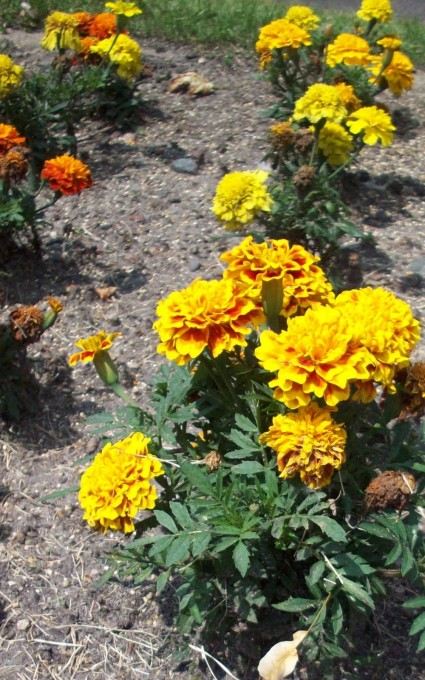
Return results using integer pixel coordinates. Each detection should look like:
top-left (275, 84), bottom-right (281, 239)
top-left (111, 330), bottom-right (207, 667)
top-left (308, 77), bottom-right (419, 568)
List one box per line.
top-left (293, 129), bottom-right (314, 153)
top-left (364, 470), bottom-right (416, 513)
top-left (398, 361), bottom-right (425, 418)
top-left (269, 121), bottom-right (295, 149)
top-left (0, 147), bottom-right (29, 183)
top-left (293, 165), bottom-right (315, 189)
top-left (9, 305), bottom-right (44, 344)
top-left (203, 451), bottom-right (222, 471)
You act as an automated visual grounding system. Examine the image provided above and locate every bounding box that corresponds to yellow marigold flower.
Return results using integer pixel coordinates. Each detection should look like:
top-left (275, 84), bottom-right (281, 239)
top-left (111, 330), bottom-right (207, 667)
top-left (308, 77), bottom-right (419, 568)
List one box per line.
top-left (255, 305), bottom-right (373, 409)
top-left (377, 36), bottom-right (402, 50)
top-left (105, 1), bottom-right (142, 17)
top-left (346, 105), bottom-right (395, 146)
top-left (0, 123), bottom-right (26, 154)
top-left (212, 170), bottom-right (272, 230)
top-left (154, 278), bottom-right (264, 365)
top-left (260, 404), bottom-right (346, 489)
top-left (41, 11), bottom-right (81, 51)
top-left (90, 33), bottom-right (142, 80)
top-left (357, 0), bottom-right (393, 23)
top-left (318, 122), bottom-right (354, 166)
top-left (0, 54), bottom-right (24, 99)
top-left (293, 83), bottom-right (348, 124)
top-left (284, 5), bottom-right (320, 31)
top-left (79, 432), bottom-right (164, 533)
top-left (334, 287), bottom-right (421, 388)
top-left (220, 236), bottom-right (334, 318)
top-left (256, 18), bottom-right (312, 68)
top-left (326, 33), bottom-right (371, 68)
top-left (374, 51), bottom-right (414, 96)
top-left (333, 82), bottom-right (361, 111)
top-left (69, 330), bottom-right (120, 366)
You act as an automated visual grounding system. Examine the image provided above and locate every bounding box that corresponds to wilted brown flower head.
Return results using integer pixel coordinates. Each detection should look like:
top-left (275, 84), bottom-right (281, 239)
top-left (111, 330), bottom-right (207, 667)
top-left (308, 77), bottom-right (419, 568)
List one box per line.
top-left (294, 128), bottom-right (315, 152)
top-left (364, 470), bottom-right (416, 513)
top-left (269, 121), bottom-right (295, 149)
top-left (203, 451), bottom-right (222, 471)
top-left (9, 305), bottom-right (44, 344)
top-left (398, 361), bottom-right (425, 418)
top-left (293, 165), bottom-right (315, 189)
top-left (0, 147), bottom-right (29, 183)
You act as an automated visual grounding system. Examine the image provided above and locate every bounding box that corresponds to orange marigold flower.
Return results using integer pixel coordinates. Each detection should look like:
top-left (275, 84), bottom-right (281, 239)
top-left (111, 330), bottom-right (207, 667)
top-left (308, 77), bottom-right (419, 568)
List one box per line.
top-left (72, 11), bottom-right (94, 35)
top-left (41, 154), bottom-right (92, 195)
top-left (0, 123), bottom-right (26, 154)
top-left (79, 432), bottom-right (164, 533)
top-left (220, 236), bottom-right (334, 318)
top-left (326, 33), bottom-right (371, 68)
top-left (260, 404), bottom-right (346, 489)
top-left (88, 12), bottom-right (117, 38)
top-left (68, 330), bottom-right (121, 366)
top-left (154, 277), bottom-right (264, 365)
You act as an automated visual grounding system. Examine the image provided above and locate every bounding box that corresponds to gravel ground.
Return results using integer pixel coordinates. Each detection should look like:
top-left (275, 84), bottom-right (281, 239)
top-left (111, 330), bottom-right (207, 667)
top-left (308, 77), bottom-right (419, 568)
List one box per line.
top-left (0, 30), bottom-right (425, 680)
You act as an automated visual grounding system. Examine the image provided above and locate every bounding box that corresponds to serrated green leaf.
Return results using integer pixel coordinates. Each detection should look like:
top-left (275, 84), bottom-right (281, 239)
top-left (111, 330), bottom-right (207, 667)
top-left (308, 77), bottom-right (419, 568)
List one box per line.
top-left (309, 560), bottom-right (326, 585)
top-left (191, 531), bottom-right (211, 557)
top-left (330, 599), bottom-right (344, 636)
top-left (273, 597), bottom-right (317, 613)
top-left (179, 592), bottom-right (193, 611)
top-left (385, 542), bottom-right (402, 566)
top-left (154, 510), bottom-right (178, 533)
top-left (359, 521), bottom-right (392, 540)
top-left (156, 569), bottom-right (170, 595)
top-left (340, 576), bottom-right (374, 610)
top-left (214, 536), bottom-right (239, 553)
top-left (232, 461), bottom-right (265, 475)
top-left (170, 501), bottom-right (194, 529)
top-left (148, 535), bottom-right (175, 557)
top-left (233, 541), bottom-right (250, 577)
top-left (180, 461), bottom-right (214, 496)
top-left (400, 549), bottom-right (415, 577)
top-left (310, 516), bottom-right (347, 543)
top-left (409, 611), bottom-right (425, 636)
top-left (165, 535), bottom-right (191, 566)
top-left (235, 413), bottom-right (258, 433)
top-left (403, 596), bottom-right (425, 609)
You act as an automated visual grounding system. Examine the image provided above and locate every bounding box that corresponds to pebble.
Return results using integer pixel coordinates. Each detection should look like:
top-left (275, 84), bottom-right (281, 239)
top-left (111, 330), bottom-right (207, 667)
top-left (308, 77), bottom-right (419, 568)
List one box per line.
top-left (188, 256), bottom-right (201, 272)
top-left (16, 618), bottom-right (30, 631)
top-left (171, 157), bottom-right (199, 174)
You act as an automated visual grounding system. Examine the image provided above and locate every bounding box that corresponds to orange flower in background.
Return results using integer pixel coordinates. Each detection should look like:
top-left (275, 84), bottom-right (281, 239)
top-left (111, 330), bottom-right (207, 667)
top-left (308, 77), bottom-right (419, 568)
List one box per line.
top-left (68, 330), bottom-right (121, 366)
top-left (78, 36), bottom-right (100, 56)
top-left (41, 155), bottom-right (93, 195)
top-left (72, 11), bottom-right (94, 35)
top-left (0, 123), bottom-right (26, 154)
top-left (88, 12), bottom-right (117, 39)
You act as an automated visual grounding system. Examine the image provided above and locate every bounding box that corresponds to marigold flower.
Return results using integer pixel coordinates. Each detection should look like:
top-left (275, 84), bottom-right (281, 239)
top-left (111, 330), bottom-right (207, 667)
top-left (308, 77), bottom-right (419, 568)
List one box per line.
top-left (333, 82), bottom-right (361, 112)
top-left (105, 1), bottom-right (142, 17)
top-left (68, 330), bottom-right (120, 366)
top-left (41, 11), bottom-right (81, 51)
top-left (255, 305), bottom-right (373, 408)
top-left (293, 83), bottom-right (347, 124)
top-left (88, 12), bottom-right (117, 38)
top-left (334, 287), bottom-right (420, 388)
top-left (41, 154), bottom-right (93, 195)
top-left (326, 33), bottom-right (371, 68)
top-left (357, 0), bottom-right (393, 23)
top-left (256, 18), bottom-right (312, 68)
top-left (284, 6), bottom-right (320, 31)
top-left (154, 278), bottom-right (264, 365)
top-left (0, 54), bottom-right (24, 99)
top-left (260, 404), bottom-right (347, 489)
top-left (0, 148), bottom-right (28, 183)
top-left (79, 432), bottom-right (164, 533)
top-left (212, 170), bottom-right (272, 230)
top-left (220, 236), bottom-right (334, 318)
top-left (371, 51), bottom-right (414, 96)
top-left (318, 122), bottom-right (354, 166)
top-left (346, 105), bottom-right (395, 146)
top-left (72, 11), bottom-right (94, 36)
top-left (377, 36), bottom-right (402, 51)
top-left (78, 36), bottom-right (100, 56)
top-left (90, 33), bottom-right (142, 80)
top-left (0, 123), bottom-right (26, 154)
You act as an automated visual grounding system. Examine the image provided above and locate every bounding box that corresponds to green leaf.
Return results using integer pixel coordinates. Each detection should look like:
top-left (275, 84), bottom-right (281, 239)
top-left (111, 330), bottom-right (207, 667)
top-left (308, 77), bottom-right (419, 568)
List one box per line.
top-left (214, 536), bottom-right (239, 553)
top-left (409, 612), bottom-right (425, 636)
top-left (385, 542), bottom-right (402, 566)
top-left (154, 510), bottom-right (178, 533)
top-left (233, 541), bottom-right (250, 577)
top-left (191, 531), bottom-right (211, 557)
top-left (40, 486), bottom-right (79, 502)
top-left (170, 502), bottom-right (194, 530)
top-left (165, 535), bottom-right (191, 566)
top-left (330, 599), bottom-right (344, 636)
top-left (417, 630), bottom-right (425, 652)
top-left (403, 596), bottom-right (425, 609)
top-left (156, 569), bottom-right (170, 595)
top-left (340, 576), bottom-right (374, 610)
top-left (309, 560), bottom-right (326, 585)
top-left (274, 598), bottom-right (317, 613)
top-left (359, 521), bottom-right (392, 540)
top-left (148, 535), bottom-right (175, 557)
top-left (400, 549), bottom-right (415, 577)
top-left (232, 461), bottom-right (265, 475)
top-left (235, 413), bottom-right (258, 433)
top-left (310, 516), bottom-right (347, 543)
top-left (180, 461), bottom-right (214, 496)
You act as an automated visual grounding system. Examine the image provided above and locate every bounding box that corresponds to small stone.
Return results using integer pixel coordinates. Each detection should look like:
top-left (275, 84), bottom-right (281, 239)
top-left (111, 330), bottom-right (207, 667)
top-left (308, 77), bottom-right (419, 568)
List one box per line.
top-left (16, 618), bottom-right (30, 631)
top-left (171, 157), bottom-right (198, 175)
top-left (188, 257), bottom-right (201, 272)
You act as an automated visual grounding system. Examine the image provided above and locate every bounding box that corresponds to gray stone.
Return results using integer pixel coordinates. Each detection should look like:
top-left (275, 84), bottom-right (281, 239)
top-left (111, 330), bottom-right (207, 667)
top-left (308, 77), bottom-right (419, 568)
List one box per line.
top-left (171, 157), bottom-right (198, 175)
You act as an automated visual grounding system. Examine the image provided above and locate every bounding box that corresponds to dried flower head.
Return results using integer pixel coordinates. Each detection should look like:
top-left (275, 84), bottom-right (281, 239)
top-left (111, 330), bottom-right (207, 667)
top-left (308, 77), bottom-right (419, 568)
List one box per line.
top-left (364, 470), bottom-right (416, 512)
top-left (203, 451), bottom-right (222, 471)
top-left (399, 361), bottom-right (425, 417)
top-left (260, 404), bottom-right (347, 489)
top-left (293, 128), bottom-right (315, 152)
top-left (79, 432), bottom-right (164, 533)
top-left (293, 164), bottom-right (316, 188)
top-left (212, 170), bottom-right (272, 230)
top-left (269, 121), bottom-right (296, 149)
top-left (0, 54), bottom-right (24, 99)
top-left (0, 147), bottom-right (29, 183)
top-left (41, 154), bottom-right (93, 195)
top-left (9, 305), bottom-right (44, 344)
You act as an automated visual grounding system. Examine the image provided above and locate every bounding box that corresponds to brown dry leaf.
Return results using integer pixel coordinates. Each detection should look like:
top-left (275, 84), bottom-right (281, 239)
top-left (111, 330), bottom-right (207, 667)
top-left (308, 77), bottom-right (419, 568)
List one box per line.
top-left (168, 71), bottom-right (215, 96)
top-left (95, 286), bottom-right (117, 301)
top-left (258, 630), bottom-right (308, 680)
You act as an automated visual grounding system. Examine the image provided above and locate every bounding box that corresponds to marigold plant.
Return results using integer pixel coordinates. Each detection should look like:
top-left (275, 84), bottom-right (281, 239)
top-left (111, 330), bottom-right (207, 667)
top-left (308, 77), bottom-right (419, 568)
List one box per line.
top-left (41, 154), bottom-right (93, 195)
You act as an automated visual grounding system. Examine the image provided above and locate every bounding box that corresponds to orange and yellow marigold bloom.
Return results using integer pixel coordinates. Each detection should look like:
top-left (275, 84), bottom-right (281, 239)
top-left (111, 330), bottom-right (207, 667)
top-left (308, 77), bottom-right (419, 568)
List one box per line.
top-left (0, 124), bottom-right (26, 154)
top-left (293, 83), bottom-right (348, 124)
top-left (88, 12), bottom-right (117, 38)
top-left (372, 51), bottom-right (415, 96)
top-left (260, 404), bottom-right (346, 489)
top-left (256, 18), bottom-right (312, 68)
top-left (79, 432), bottom-right (164, 533)
top-left (68, 330), bottom-right (120, 366)
top-left (212, 170), bottom-right (272, 230)
top-left (346, 105), bottom-right (395, 146)
top-left (154, 278), bottom-right (264, 365)
top-left (41, 154), bottom-right (93, 195)
top-left (220, 236), bottom-right (334, 317)
top-left (357, 0), bottom-right (393, 23)
top-left (326, 33), bottom-right (371, 68)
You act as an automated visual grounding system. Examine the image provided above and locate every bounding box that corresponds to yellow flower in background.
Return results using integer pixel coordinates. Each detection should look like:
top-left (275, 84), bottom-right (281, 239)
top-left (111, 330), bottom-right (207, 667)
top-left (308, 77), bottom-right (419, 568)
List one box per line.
top-left (326, 33), bottom-right (371, 68)
top-left (260, 404), bottom-right (347, 489)
top-left (357, 0), bottom-right (393, 23)
top-left (377, 36), bottom-right (402, 50)
top-left (334, 287), bottom-right (420, 388)
top-left (90, 33), bottom-right (142, 80)
top-left (105, 1), bottom-right (142, 17)
top-left (41, 11), bottom-right (81, 51)
top-left (346, 105), bottom-right (395, 145)
top-left (212, 170), bottom-right (272, 230)
top-left (255, 305), bottom-right (373, 409)
top-left (333, 82), bottom-right (361, 111)
top-left (373, 51), bottom-right (414, 96)
top-left (256, 18), bottom-right (312, 68)
top-left (154, 278), bottom-right (264, 365)
top-left (220, 236), bottom-right (334, 317)
top-left (0, 54), bottom-right (24, 99)
top-left (293, 83), bottom-right (347, 124)
top-left (318, 122), bottom-right (354, 166)
top-left (79, 432), bottom-right (164, 533)
top-left (284, 5), bottom-right (320, 31)
top-left (68, 330), bottom-right (120, 366)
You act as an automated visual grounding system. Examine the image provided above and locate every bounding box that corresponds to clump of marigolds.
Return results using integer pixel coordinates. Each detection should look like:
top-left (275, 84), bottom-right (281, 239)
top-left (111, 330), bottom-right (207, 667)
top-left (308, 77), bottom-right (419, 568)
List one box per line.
top-left (69, 227), bottom-right (425, 674)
